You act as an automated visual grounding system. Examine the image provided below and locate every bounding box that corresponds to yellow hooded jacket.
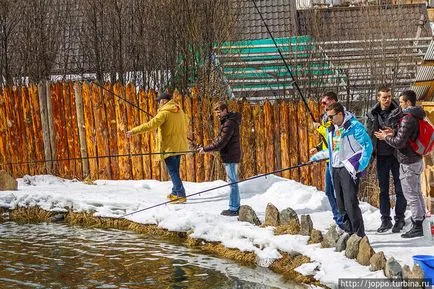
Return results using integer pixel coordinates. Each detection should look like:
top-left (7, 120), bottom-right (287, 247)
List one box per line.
top-left (130, 99), bottom-right (189, 160)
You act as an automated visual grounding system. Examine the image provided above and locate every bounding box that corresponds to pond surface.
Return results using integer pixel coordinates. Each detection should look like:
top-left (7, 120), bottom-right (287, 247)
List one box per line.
top-left (0, 222), bottom-right (306, 289)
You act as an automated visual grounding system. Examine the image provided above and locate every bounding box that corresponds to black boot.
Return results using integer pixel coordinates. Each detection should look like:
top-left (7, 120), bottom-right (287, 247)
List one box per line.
top-left (401, 219), bottom-right (423, 238)
top-left (377, 218), bottom-right (393, 233)
top-left (392, 219), bottom-right (406, 233)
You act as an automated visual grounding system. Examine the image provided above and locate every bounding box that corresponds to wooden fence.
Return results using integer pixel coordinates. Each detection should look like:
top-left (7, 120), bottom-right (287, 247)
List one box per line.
top-left (0, 81), bottom-right (326, 190)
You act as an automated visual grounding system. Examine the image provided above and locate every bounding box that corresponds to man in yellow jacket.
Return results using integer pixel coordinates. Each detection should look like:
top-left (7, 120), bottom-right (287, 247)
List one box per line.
top-left (309, 91), bottom-right (344, 229)
top-left (126, 93), bottom-right (189, 204)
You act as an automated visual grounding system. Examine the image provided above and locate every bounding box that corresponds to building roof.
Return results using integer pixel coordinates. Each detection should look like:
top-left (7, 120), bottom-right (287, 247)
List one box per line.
top-left (412, 39), bottom-right (434, 100)
top-left (231, 2), bottom-right (432, 100)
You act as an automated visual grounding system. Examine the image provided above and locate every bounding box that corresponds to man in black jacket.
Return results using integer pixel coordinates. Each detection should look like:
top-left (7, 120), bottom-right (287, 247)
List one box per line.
top-left (199, 101), bottom-right (242, 216)
top-left (366, 87), bottom-right (406, 233)
top-left (375, 90), bottom-right (427, 238)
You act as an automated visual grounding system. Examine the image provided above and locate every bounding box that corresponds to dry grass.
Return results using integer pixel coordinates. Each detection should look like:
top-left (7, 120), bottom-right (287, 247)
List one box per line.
top-left (9, 206), bottom-right (53, 223)
top-left (269, 252), bottom-right (322, 286)
top-left (274, 219), bottom-right (301, 235)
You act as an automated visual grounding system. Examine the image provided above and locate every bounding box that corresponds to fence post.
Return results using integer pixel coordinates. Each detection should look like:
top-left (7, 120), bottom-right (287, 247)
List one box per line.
top-left (38, 81), bottom-right (52, 173)
top-left (74, 82), bottom-right (89, 178)
top-left (46, 81), bottom-right (57, 173)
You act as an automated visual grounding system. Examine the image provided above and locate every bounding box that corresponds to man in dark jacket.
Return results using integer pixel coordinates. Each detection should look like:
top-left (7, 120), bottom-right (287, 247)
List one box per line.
top-left (199, 101), bottom-right (242, 216)
top-left (366, 87), bottom-right (406, 233)
top-left (375, 90), bottom-right (427, 238)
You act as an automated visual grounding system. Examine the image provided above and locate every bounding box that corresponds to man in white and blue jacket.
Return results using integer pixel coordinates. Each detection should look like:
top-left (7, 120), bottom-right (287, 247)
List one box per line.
top-left (312, 102), bottom-right (373, 237)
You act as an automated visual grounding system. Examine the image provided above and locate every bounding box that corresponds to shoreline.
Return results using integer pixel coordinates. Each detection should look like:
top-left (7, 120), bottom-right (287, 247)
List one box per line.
top-left (0, 206), bottom-right (323, 288)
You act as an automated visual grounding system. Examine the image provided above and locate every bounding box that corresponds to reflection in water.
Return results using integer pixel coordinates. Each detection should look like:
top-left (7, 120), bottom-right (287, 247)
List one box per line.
top-left (0, 222), bottom-right (305, 289)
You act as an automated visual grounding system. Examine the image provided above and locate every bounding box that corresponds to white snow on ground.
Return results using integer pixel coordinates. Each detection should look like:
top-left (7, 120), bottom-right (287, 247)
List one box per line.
top-left (0, 174), bottom-right (433, 288)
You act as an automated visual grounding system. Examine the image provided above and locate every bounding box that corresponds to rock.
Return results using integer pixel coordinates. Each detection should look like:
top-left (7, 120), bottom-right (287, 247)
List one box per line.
top-left (336, 232), bottom-right (350, 252)
top-left (356, 236), bottom-right (375, 266)
top-left (300, 215), bottom-right (313, 236)
top-left (238, 205), bottom-right (261, 226)
top-left (384, 257), bottom-right (402, 279)
top-left (51, 213), bottom-right (65, 223)
top-left (264, 203), bottom-right (280, 226)
top-left (412, 263), bottom-right (424, 279)
top-left (280, 207), bottom-right (299, 226)
top-left (402, 265), bottom-right (412, 280)
top-left (0, 170), bottom-right (17, 191)
top-left (321, 225), bottom-right (340, 248)
top-left (345, 234), bottom-right (362, 259)
top-left (308, 229), bottom-right (323, 244)
top-left (402, 263), bottom-right (426, 289)
top-left (370, 251), bottom-right (387, 271)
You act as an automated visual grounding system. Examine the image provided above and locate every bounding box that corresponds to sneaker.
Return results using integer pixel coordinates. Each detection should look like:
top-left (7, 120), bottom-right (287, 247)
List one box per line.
top-left (170, 196), bottom-right (187, 204)
top-left (392, 219), bottom-right (405, 233)
top-left (377, 219), bottom-right (393, 233)
top-left (401, 220), bottom-right (423, 238)
top-left (220, 209), bottom-right (239, 216)
top-left (336, 224), bottom-right (345, 235)
top-left (167, 193), bottom-right (177, 200)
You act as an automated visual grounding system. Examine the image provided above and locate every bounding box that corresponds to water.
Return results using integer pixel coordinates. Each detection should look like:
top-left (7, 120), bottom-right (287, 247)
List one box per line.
top-left (0, 222), bottom-right (305, 289)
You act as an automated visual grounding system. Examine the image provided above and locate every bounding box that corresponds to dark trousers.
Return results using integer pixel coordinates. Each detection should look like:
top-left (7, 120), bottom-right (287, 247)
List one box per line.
top-left (332, 167), bottom-right (365, 237)
top-left (164, 155), bottom-right (186, 197)
top-left (376, 155), bottom-right (406, 221)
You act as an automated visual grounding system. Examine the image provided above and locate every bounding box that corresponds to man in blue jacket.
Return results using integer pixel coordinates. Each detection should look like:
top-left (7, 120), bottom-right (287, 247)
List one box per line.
top-left (324, 102), bottom-right (373, 237)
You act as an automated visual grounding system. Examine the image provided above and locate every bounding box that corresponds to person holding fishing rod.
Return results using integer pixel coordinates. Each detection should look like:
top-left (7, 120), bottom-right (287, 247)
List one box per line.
top-left (126, 92), bottom-right (189, 204)
top-left (198, 101), bottom-right (242, 216)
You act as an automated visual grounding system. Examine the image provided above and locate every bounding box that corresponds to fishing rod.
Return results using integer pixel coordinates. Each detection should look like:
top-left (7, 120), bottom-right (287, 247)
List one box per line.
top-left (251, 0), bottom-right (317, 123)
top-left (6, 150), bottom-right (197, 166)
top-left (120, 159), bottom-right (326, 218)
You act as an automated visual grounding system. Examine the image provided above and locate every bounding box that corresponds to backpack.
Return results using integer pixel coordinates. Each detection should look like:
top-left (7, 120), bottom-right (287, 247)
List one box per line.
top-left (407, 115), bottom-right (434, 155)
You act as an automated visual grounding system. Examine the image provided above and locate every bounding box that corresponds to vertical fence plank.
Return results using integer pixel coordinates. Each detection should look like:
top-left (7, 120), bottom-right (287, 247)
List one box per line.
top-left (82, 82), bottom-right (98, 179)
top-left (4, 87), bottom-right (17, 175)
top-left (192, 94), bottom-right (204, 182)
top-left (103, 82), bottom-right (119, 180)
top-left (21, 86), bottom-right (36, 175)
top-left (201, 98), bottom-right (213, 181)
top-left (92, 83), bottom-right (111, 179)
top-left (298, 101), bottom-right (310, 185)
top-left (46, 82), bottom-right (57, 175)
top-left (253, 104), bottom-right (265, 175)
top-left (139, 88), bottom-right (151, 180)
top-left (174, 90), bottom-right (187, 181)
top-left (273, 101), bottom-right (281, 176)
top-left (147, 90), bottom-right (160, 180)
top-left (289, 101), bottom-right (299, 181)
top-left (264, 100), bottom-right (274, 174)
top-left (62, 82), bottom-right (73, 177)
top-left (240, 100), bottom-right (254, 179)
top-left (309, 99), bottom-right (323, 190)
top-left (125, 83), bottom-right (143, 180)
top-left (65, 82), bottom-right (81, 178)
top-left (210, 99), bottom-right (224, 180)
top-left (51, 82), bottom-right (68, 177)
top-left (148, 90), bottom-right (160, 180)
top-left (280, 101), bottom-right (290, 179)
top-left (0, 89), bottom-right (7, 170)
top-left (113, 82), bottom-right (132, 180)
top-left (29, 84), bottom-right (45, 175)
top-left (184, 95), bottom-right (195, 182)
top-left (13, 87), bottom-right (26, 176)
top-left (74, 82), bottom-right (89, 178)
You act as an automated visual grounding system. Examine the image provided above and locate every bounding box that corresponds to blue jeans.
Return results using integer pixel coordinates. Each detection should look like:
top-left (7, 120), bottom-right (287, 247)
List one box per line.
top-left (224, 163), bottom-right (240, 211)
top-left (164, 155), bottom-right (185, 197)
top-left (326, 164), bottom-right (344, 226)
